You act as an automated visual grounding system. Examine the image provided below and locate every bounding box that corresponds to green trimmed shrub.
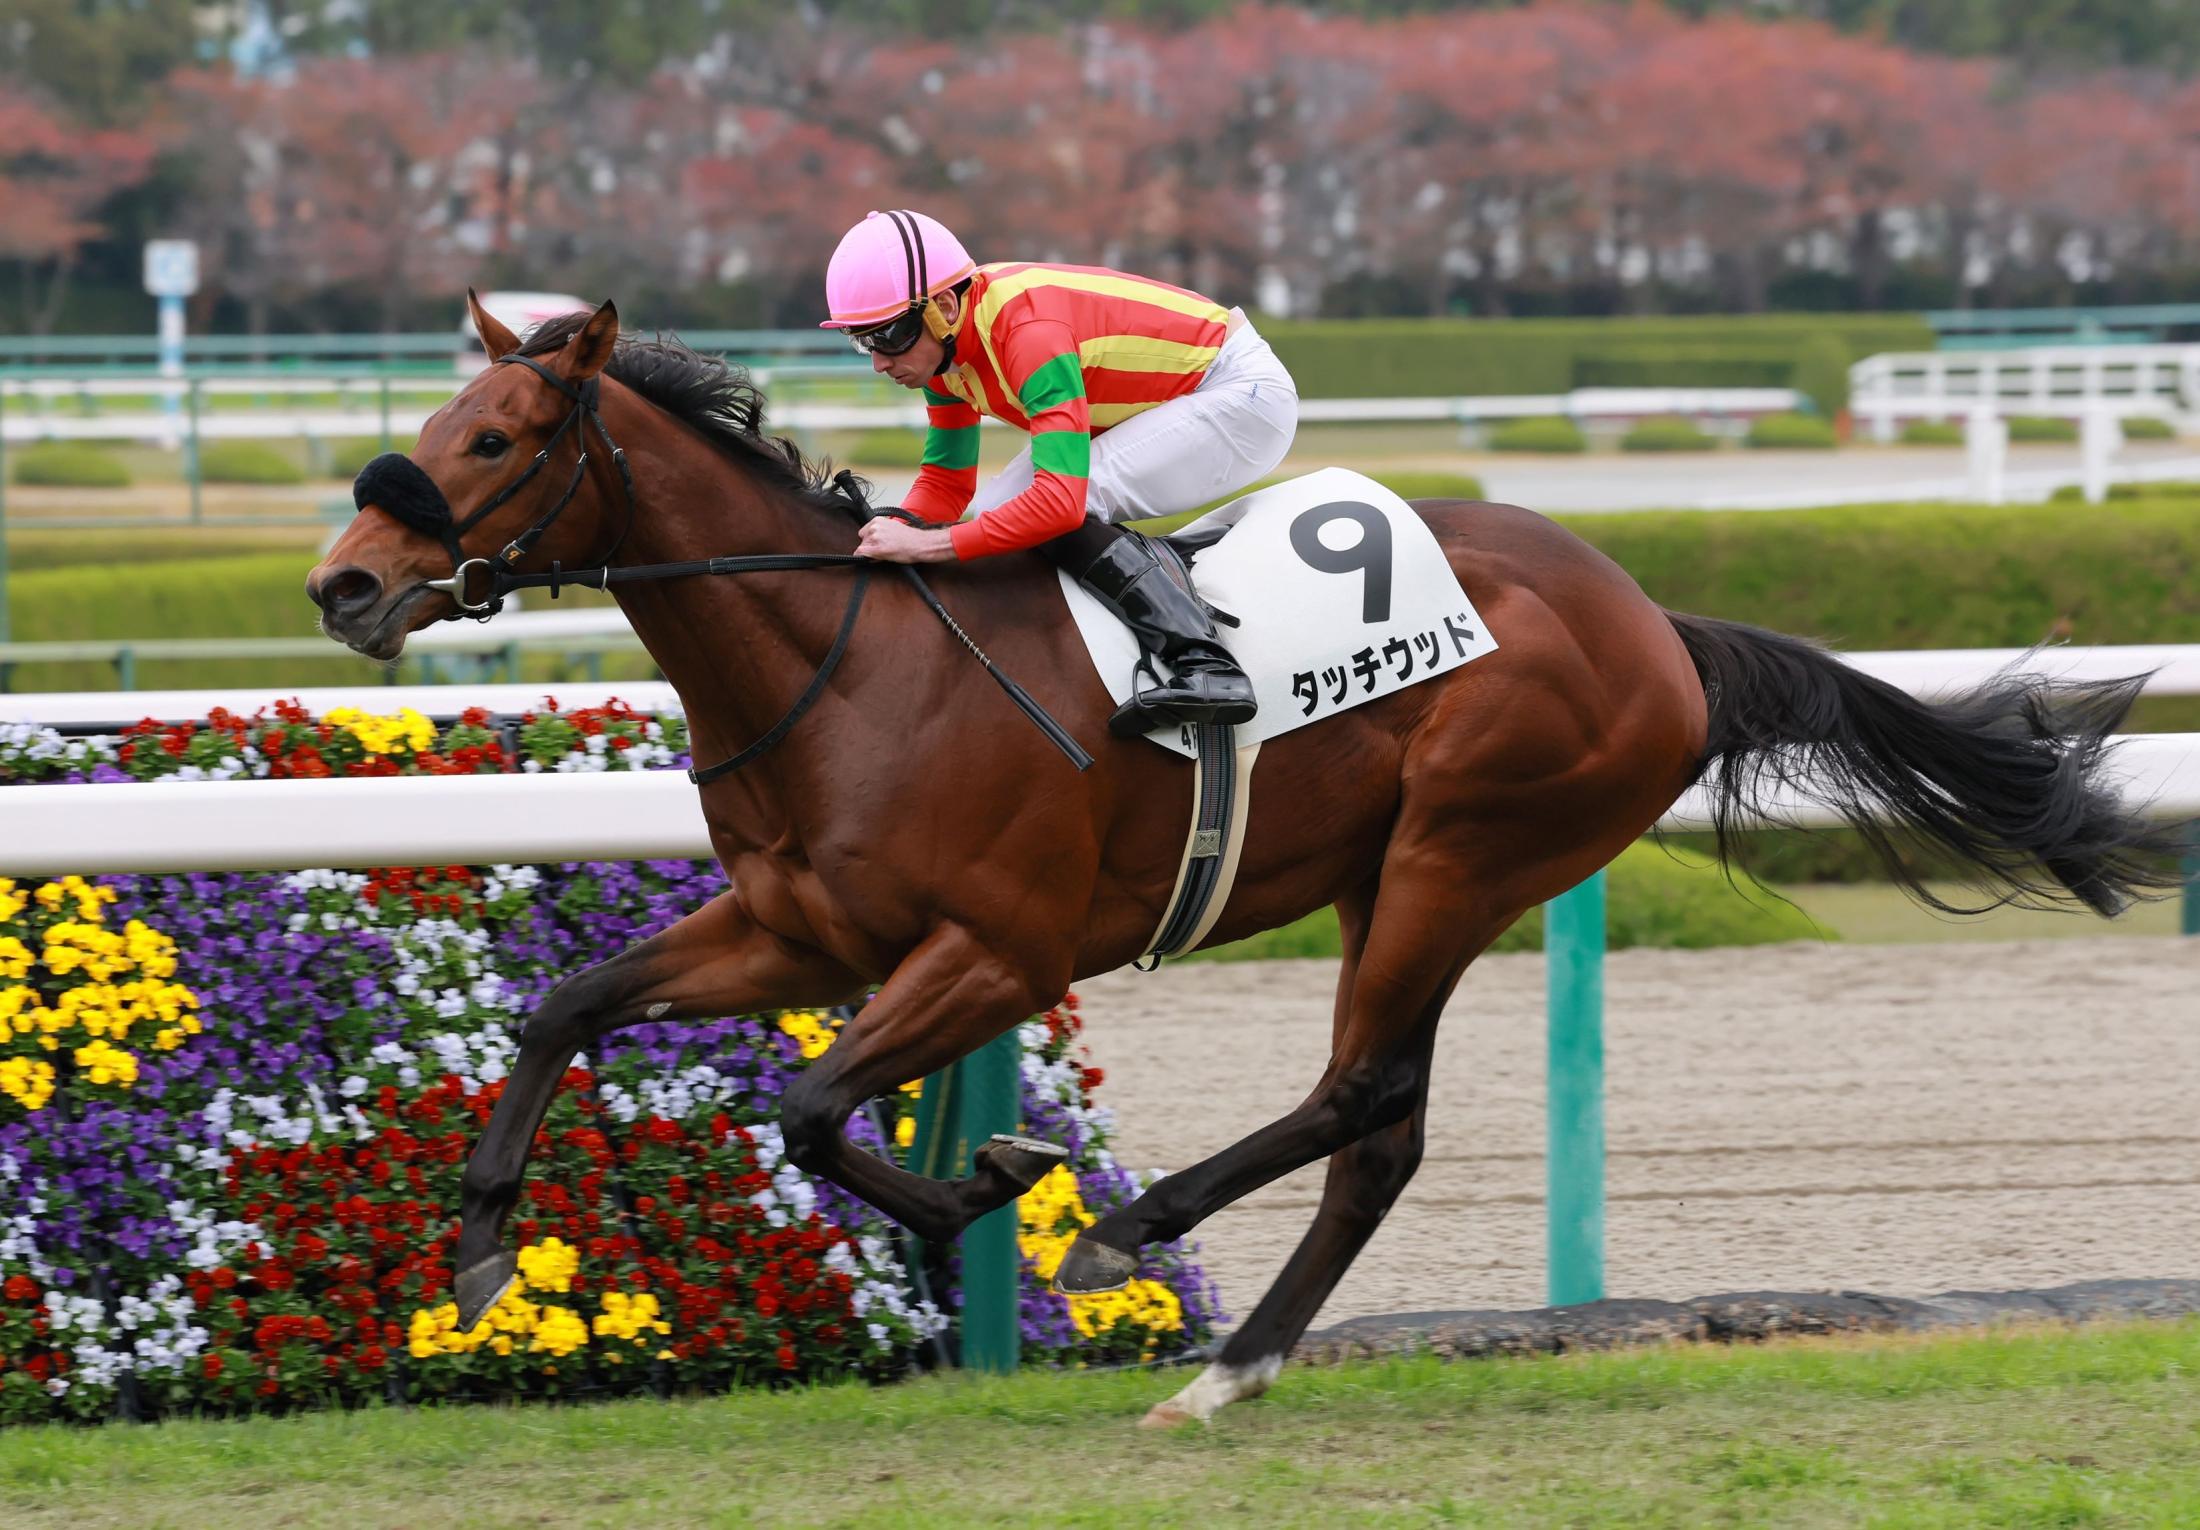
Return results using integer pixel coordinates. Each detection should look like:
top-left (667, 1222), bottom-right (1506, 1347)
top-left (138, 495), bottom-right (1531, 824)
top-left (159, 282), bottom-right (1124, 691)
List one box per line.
top-left (2007, 415), bottom-right (2078, 443)
top-left (10, 442), bottom-right (131, 488)
top-left (1192, 841), bottom-right (1827, 961)
top-left (1899, 420), bottom-right (1965, 446)
top-left (1621, 418), bottom-right (1717, 452)
top-left (1790, 332), bottom-right (1852, 421)
top-left (1373, 472), bottom-right (1485, 501)
top-left (845, 428), bottom-right (927, 467)
top-left (2048, 480), bottom-right (2200, 504)
top-left (1488, 416), bottom-right (1587, 454)
top-left (1745, 412), bottom-right (1838, 449)
top-left (1263, 312), bottom-right (1933, 399)
top-left (197, 442), bottom-right (305, 485)
top-left (2120, 415), bottom-right (2177, 440)
top-left (324, 436), bottom-right (419, 479)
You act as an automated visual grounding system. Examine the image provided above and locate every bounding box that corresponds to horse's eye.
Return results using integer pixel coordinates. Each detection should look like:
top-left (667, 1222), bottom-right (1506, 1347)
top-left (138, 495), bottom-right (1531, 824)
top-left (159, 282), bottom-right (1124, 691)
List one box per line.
top-left (472, 431), bottom-right (510, 458)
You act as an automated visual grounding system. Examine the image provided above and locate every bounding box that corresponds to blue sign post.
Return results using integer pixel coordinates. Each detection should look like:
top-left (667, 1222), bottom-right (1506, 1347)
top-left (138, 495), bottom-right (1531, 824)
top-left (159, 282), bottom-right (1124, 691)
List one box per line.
top-left (143, 241), bottom-right (199, 456)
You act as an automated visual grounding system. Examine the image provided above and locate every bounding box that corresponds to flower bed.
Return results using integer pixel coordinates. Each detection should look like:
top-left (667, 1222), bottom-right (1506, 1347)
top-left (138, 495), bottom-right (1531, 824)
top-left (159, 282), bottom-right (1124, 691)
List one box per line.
top-left (0, 699), bottom-right (1220, 1423)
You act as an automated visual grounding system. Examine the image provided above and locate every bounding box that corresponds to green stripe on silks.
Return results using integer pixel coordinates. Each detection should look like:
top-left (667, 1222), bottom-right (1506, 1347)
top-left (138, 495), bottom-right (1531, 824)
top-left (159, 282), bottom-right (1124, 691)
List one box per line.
top-left (1016, 352), bottom-right (1086, 414)
top-left (923, 426), bottom-right (982, 471)
top-left (1031, 429), bottom-right (1091, 479)
top-left (921, 386), bottom-right (963, 407)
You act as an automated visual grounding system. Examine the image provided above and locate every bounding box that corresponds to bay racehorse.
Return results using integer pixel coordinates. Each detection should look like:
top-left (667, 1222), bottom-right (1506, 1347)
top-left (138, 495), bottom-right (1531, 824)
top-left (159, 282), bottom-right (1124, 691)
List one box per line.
top-left (308, 298), bottom-right (2177, 1426)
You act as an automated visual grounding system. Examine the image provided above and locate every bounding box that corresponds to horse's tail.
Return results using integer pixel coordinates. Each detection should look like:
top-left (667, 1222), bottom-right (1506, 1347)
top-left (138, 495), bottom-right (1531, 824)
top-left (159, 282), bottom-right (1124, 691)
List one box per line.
top-left (1663, 610), bottom-right (2185, 917)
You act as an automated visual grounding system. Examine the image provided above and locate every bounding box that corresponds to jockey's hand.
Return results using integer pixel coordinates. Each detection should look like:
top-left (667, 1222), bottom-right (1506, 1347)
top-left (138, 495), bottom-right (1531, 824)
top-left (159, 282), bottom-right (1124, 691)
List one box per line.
top-left (855, 515), bottom-right (956, 564)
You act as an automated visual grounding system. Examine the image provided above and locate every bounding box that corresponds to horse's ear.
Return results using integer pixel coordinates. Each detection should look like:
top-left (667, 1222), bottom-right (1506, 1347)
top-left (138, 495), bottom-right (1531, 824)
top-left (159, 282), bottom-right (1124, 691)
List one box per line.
top-left (563, 299), bottom-right (620, 383)
top-left (466, 288), bottom-right (522, 361)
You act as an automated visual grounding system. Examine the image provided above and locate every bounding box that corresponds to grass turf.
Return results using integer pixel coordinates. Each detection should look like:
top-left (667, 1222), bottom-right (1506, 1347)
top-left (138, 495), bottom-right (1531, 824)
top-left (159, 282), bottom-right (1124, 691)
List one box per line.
top-left (0, 1319), bottom-right (2193, 1527)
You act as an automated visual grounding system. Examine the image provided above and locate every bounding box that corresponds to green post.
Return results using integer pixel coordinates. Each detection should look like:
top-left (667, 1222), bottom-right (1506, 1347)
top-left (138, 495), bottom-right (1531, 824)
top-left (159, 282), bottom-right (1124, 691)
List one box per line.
top-left (2182, 824), bottom-right (2199, 937)
top-left (906, 1029), bottom-right (1025, 1373)
top-left (0, 381), bottom-right (10, 645)
top-left (1545, 870), bottom-right (1607, 1307)
top-left (185, 379), bottom-right (203, 525)
top-left (115, 646), bottom-right (138, 692)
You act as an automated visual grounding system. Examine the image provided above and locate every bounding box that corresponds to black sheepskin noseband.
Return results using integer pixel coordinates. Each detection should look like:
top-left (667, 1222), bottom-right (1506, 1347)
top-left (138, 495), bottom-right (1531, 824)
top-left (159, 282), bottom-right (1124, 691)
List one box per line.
top-left (352, 452), bottom-right (454, 539)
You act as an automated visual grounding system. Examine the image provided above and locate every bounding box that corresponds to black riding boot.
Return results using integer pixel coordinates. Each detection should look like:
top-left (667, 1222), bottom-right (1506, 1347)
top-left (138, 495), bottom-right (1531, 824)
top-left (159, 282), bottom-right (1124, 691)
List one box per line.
top-left (1040, 517), bottom-right (1257, 739)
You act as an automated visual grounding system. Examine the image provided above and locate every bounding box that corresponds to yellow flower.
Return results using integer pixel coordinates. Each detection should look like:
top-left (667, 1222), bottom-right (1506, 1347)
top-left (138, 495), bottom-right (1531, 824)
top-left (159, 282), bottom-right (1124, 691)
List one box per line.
top-left (593, 1290), bottom-right (672, 1343)
top-left (0, 1056), bottom-right (55, 1112)
top-left (1016, 1166), bottom-right (1184, 1340)
top-left (73, 1038), bottom-right (139, 1089)
top-left (895, 1114), bottom-right (917, 1149)
top-left (516, 1236), bottom-right (578, 1295)
top-left (326, 706), bottom-right (436, 756)
top-left (0, 879), bottom-right (24, 924)
top-left (776, 1010), bottom-right (841, 1061)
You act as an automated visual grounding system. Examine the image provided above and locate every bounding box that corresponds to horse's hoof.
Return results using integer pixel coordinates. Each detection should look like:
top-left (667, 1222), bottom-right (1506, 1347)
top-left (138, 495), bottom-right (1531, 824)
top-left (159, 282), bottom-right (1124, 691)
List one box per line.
top-left (1140, 1399), bottom-right (1200, 1430)
top-left (454, 1252), bottom-right (518, 1334)
top-left (976, 1133), bottom-right (1068, 1195)
top-left (1052, 1233), bottom-right (1139, 1295)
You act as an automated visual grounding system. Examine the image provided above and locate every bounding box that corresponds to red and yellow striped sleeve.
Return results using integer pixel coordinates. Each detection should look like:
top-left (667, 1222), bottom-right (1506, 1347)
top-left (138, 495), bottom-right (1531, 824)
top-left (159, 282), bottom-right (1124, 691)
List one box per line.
top-left (947, 319), bottom-right (1089, 560)
top-left (901, 386), bottom-right (982, 526)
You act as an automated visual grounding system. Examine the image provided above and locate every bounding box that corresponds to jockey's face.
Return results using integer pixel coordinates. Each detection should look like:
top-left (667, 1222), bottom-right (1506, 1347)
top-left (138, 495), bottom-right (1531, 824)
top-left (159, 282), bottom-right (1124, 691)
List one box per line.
top-left (869, 289), bottom-right (959, 390)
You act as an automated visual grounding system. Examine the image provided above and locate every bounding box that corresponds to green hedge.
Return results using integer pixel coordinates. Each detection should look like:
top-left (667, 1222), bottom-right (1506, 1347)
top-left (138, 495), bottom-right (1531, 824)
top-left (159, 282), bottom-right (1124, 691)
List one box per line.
top-left (1899, 420), bottom-right (1965, 446)
top-left (1263, 312), bottom-right (1932, 399)
top-left (1789, 333), bottom-right (1852, 419)
top-left (1489, 416), bottom-right (1587, 453)
top-left (198, 442), bottom-right (305, 485)
top-left (1549, 497), bottom-right (2200, 649)
top-left (845, 427), bottom-right (927, 468)
top-left (1746, 412), bottom-right (1838, 449)
top-left (10, 442), bottom-right (132, 488)
top-left (2008, 415), bottom-right (2078, 443)
top-left (1621, 418), bottom-right (1717, 452)
top-left (2121, 416), bottom-right (2177, 440)
top-left (1193, 842), bottom-right (1826, 961)
top-left (324, 436), bottom-right (418, 479)
top-left (1370, 472), bottom-right (1485, 502)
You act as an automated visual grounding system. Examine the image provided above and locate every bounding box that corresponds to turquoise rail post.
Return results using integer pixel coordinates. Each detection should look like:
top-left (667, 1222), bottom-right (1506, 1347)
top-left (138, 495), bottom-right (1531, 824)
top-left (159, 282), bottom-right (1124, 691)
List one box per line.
top-left (0, 382), bottom-right (10, 644)
top-left (185, 378), bottom-right (203, 525)
top-left (1545, 870), bottom-right (1607, 1307)
top-left (2183, 824), bottom-right (2200, 937)
top-left (906, 1029), bottom-right (1024, 1372)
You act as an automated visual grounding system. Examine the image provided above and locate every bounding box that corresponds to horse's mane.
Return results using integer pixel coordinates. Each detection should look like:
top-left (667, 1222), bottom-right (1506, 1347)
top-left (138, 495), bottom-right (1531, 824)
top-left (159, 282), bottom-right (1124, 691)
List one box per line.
top-left (517, 314), bottom-right (855, 510)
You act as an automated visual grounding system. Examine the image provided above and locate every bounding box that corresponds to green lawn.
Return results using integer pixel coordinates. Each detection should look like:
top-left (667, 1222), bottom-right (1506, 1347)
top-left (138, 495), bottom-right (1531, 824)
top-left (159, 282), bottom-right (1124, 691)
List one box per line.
top-left (1, 1320), bottom-right (2195, 1527)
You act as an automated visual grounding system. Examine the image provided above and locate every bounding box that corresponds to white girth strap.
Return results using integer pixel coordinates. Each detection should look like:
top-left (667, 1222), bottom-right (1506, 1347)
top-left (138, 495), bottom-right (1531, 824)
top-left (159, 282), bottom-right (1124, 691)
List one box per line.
top-left (1140, 738), bottom-right (1261, 962)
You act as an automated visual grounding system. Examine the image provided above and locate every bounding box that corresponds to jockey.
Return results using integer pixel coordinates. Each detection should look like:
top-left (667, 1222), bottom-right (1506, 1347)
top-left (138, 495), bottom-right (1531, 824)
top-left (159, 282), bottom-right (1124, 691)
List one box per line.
top-left (822, 209), bottom-right (1298, 738)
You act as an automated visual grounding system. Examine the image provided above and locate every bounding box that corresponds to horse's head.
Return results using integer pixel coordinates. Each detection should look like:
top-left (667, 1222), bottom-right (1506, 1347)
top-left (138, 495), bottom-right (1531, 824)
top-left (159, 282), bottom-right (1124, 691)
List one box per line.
top-left (307, 291), bottom-right (626, 659)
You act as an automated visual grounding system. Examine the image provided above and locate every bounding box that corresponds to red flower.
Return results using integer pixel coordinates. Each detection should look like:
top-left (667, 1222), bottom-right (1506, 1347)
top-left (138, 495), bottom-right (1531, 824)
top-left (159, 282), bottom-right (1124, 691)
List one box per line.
top-left (202, 1354), bottom-right (225, 1380)
top-left (3, 1274), bottom-right (39, 1302)
top-left (775, 1344), bottom-right (798, 1371)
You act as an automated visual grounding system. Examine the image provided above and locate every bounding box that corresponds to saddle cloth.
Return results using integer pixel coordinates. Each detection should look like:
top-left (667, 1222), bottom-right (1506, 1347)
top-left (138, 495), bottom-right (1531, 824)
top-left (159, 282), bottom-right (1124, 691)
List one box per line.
top-left (1059, 467), bottom-right (1500, 759)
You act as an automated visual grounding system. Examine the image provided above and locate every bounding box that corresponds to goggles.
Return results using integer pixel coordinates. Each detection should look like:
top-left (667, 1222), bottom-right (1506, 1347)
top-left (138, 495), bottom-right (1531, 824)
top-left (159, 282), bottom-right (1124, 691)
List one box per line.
top-left (847, 306), bottom-right (931, 358)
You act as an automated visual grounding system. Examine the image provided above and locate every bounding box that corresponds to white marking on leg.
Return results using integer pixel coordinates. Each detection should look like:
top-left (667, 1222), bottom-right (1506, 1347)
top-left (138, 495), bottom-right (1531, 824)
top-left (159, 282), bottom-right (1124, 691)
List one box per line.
top-left (1140, 1355), bottom-right (1284, 1428)
top-left (645, 1002), bottom-right (671, 1020)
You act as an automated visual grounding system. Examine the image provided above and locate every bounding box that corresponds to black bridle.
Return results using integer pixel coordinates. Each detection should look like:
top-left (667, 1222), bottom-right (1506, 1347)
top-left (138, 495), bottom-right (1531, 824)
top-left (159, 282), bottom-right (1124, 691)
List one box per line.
top-left (348, 352), bottom-right (1091, 779)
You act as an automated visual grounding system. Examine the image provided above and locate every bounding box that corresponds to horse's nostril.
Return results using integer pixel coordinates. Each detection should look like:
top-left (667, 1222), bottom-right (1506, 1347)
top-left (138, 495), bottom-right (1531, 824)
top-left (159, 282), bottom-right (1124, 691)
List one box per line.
top-left (311, 566), bottom-right (384, 619)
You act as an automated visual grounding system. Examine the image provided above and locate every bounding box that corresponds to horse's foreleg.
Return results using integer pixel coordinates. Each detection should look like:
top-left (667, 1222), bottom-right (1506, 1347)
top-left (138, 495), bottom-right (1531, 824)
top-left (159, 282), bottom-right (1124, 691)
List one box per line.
top-left (1052, 879), bottom-right (1499, 1299)
top-left (452, 891), bottom-right (859, 1329)
top-left (776, 926), bottom-right (1065, 1246)
top-left (1145, 1086), bottom-right (1432, 1427)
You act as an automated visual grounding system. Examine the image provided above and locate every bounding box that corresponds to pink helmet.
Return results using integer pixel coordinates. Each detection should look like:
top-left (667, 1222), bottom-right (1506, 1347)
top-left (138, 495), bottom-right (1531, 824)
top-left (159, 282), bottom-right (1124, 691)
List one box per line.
top-left (819, 210), bottom-right (976, 330)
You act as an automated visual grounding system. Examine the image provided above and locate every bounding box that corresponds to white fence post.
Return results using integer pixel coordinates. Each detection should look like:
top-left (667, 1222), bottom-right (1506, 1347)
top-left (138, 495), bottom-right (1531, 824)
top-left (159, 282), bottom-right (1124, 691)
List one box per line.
top-left (1966, 406), bottom-right (2008, 505)
top-left (2080, 407), bottom-right (2122, 505)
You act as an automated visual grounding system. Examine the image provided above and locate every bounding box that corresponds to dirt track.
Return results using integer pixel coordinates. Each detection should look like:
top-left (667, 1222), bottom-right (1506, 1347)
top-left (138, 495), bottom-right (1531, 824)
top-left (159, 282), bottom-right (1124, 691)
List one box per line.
top-left (1077, 938), bottom-right (2200, 1330)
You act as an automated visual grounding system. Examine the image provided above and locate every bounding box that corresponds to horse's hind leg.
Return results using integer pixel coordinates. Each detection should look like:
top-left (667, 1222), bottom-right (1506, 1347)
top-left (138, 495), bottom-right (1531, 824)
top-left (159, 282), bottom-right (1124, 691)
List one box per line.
top-left (774, 924), bottom-right (1072, 1246)
top-left (453, 892), bottom-right (859, 1329)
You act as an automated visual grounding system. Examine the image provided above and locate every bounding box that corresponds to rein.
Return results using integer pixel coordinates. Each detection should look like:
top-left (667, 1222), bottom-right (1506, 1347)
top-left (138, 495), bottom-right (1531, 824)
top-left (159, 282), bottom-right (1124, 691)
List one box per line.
top-left (352, 354), bottom-right (1092, 778)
